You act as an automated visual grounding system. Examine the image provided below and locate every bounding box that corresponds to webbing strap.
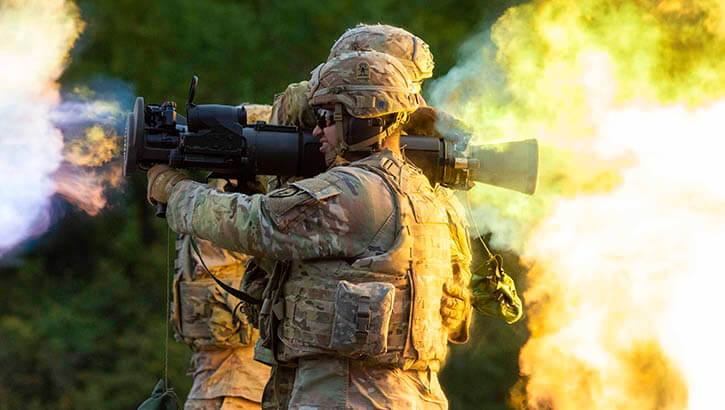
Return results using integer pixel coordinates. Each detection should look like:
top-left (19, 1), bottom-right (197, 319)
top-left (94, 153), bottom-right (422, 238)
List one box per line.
top-left (335, 103), bottom-right (347, 154)
top-left (189, 237), bottom-right (262, 305)
top-left (464, 191), bottom-right (505, 278)
top-left (345, 134), bottom-right (381, 152)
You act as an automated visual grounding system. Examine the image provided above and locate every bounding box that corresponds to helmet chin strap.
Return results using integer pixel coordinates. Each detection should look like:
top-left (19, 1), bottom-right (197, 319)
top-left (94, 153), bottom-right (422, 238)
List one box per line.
top-left (334, 103), bottom-right (346, 155)
top-left (337, 103), bottom-right (407, 155)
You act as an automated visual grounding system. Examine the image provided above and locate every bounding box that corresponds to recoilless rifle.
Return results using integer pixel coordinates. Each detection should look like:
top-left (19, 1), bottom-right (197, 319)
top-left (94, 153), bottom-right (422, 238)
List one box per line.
top-left (123, 77), bottom-right (539, 217)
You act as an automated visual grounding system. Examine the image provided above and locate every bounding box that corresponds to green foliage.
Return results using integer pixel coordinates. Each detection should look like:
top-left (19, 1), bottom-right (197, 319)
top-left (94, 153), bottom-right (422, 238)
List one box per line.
top-left (0, 190), bottom-right (191, 409)
top-left (1, 0), bottom-right (527, 408)
top-left (62, 0), bottom-right (519, 105)
top-left (443, 316), bottom-right (529, 410)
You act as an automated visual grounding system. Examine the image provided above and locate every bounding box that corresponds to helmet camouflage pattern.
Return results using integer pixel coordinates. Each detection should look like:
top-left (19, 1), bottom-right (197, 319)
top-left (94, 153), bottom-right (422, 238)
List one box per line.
top-left (329, 24), bottom-right (434, 93)
top-left (308, 50), bottom-right (421, 119)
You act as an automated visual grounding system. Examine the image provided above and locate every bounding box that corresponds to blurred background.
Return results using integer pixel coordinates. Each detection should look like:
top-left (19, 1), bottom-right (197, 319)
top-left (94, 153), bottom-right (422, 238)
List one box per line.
top-left (0, 1), bottom-right (528, 408)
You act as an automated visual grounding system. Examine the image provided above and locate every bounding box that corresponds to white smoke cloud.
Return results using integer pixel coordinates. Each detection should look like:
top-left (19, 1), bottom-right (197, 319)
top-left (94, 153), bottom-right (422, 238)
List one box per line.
top-left (0, 1), bottom-right (126, 257)
top-left (0, 0), bottom-right (80, 256)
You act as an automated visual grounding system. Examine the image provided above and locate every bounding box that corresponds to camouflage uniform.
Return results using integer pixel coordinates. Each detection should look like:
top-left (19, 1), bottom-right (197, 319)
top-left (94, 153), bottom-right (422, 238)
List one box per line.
top-left (166, 147), bottom-right (464, 409)
top-left (159, 50), bottom-right (471, 409)
top-left (325, 26), bottom-right (521, 323)
top-left (254, 26), bottom-right (519, 407)
top-left (173, 105), bottom-right (272, 410)
top-left (151, 25), bottom-right (521, 409)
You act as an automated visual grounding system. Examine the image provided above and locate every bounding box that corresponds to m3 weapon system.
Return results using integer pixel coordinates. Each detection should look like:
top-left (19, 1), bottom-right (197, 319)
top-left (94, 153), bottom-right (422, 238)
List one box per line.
top-left (123, 77), bottom-right (539, 216)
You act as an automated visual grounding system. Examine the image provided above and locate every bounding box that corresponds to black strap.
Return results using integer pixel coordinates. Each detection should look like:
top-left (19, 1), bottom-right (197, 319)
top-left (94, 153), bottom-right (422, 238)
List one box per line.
top-left (268, 261), bottom-right (291, 364)
top-left (189, 237), bottom-right (262, 305)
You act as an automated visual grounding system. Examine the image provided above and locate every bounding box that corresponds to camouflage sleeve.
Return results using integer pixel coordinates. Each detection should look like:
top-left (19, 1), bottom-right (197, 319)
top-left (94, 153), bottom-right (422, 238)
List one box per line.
top-left (269, 81), bottom-right (317, 130)
top-left (244, 104), bottom-right (273, 124)
top-left (437, 187), bottom-right (522, 325)
top-left (166, 167), bottom-right (394, 261)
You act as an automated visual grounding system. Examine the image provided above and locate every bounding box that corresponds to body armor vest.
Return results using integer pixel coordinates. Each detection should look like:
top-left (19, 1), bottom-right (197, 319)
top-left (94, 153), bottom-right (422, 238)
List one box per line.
top-left (275, 151), bottom-right (457, 371)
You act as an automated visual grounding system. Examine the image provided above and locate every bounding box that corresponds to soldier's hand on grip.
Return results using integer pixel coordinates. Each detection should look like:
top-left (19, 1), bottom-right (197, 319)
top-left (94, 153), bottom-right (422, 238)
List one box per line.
top-left (146, 164), bottom-right (188, 205)
top-left (441, 281), bottom-right (470, 330)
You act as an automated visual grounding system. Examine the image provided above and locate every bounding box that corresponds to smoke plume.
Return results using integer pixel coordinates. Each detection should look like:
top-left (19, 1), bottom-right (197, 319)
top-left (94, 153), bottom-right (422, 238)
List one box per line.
top-left (430, 1), bottom-right (725, 409)
top-left (0, 0), bottom-right (125, 257)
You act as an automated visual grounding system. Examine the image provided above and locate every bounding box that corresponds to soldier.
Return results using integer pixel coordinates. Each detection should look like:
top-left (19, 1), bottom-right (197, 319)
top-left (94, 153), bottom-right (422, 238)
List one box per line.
top-left (324, 24), bottom-right (521, 325)
top-left (171, 106), bottom-right (272, 410)
top-left (148, 50), bottom-right (471, 409)
top-left (242, 25), bottom-right (520, 408)
top-left (272, 24), bottom-right (521, 326)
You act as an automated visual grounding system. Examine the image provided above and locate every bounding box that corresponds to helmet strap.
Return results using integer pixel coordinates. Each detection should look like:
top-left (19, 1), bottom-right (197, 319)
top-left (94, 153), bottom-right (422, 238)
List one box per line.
top-left (343, 112), bottom-right (405, 153)
top-left (345, 127), bottom-right (388, 152)
top-left (334, 103), bottom-right (347, 155)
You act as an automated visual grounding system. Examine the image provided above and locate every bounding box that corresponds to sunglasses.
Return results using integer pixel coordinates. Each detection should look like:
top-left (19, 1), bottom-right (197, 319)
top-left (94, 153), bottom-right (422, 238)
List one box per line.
top-left (315, 108), bottom-right (336, 129)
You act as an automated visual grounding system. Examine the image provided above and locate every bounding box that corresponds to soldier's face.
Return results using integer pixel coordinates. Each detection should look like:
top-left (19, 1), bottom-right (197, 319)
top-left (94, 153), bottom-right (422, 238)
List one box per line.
top-left (313, 119), bottom-right (339, 166)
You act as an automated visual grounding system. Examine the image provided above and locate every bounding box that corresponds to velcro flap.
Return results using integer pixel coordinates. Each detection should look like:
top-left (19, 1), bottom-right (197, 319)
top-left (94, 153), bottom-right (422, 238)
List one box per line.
top-left (291, 175), bottom-right (342, 201)
top-left (329, 281), bottom-right (395, 356)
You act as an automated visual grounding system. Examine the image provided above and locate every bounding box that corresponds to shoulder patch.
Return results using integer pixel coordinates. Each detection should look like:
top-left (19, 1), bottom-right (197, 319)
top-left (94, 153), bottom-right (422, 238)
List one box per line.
top-left (265, 186), bottom-right (314, 230)
top-left (269, 186), bottom-right (300, 198)
top-left (290, 174), bottom-right (343, 201)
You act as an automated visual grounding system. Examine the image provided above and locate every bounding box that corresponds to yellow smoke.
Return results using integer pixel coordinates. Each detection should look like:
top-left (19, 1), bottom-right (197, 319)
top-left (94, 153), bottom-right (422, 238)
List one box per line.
top-left (431, 0), bottom-right (725, 409)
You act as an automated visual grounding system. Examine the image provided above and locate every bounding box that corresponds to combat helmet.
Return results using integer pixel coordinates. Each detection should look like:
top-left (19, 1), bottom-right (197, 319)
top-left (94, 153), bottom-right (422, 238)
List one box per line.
top-left (308, 50), bottom-right (421, 152)
top-left (328, 24), bottom-right (434, 93)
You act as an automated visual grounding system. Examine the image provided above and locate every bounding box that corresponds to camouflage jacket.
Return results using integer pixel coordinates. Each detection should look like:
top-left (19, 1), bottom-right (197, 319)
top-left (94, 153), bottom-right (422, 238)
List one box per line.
top-left (167, 148), bottom-right (472, 363)
top-left (167, 154), bottom-right (396, 262)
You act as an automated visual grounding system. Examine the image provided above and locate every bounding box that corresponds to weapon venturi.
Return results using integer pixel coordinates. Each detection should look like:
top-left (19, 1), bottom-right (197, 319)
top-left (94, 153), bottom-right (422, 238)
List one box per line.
top-left (470, 139), bottom-right (538, 195)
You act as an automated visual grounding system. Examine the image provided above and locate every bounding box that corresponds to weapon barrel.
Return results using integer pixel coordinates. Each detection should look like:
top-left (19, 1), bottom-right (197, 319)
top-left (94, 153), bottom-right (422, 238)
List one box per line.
top-left (123, 97), bottom-right (538, 194)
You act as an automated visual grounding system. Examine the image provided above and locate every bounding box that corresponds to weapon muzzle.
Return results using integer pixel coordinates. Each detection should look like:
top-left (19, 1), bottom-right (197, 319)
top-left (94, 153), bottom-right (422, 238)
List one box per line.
top-left (122, 97), bottom-right (144, 177)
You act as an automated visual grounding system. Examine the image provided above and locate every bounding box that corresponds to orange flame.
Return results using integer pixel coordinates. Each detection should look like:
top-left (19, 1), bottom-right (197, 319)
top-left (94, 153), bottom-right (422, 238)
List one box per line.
top-left (55, 162), bottom-right (122, 216)
top-left (63, 125), bottom-right (120, 167)
top-left (57, 124), bottom-right (123, 215)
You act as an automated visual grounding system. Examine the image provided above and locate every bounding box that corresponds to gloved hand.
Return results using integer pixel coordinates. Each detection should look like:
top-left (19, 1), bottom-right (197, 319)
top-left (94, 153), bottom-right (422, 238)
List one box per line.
top-left (146, 164), bottom-right (188, 205)
top-left (441, 281), bottom-right (470, 330)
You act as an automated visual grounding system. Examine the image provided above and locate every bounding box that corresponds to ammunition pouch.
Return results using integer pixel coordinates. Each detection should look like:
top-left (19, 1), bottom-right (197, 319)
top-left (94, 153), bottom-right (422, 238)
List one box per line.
top-left (174, 275), bottom-right (253, 349)
top-left (329, 281), bottom-right (394, 356)
top-left (172, 234), bottom-right (253, 349)
top-left (239, 259), bottom-right (269, 330)
top-left (258, 261), bottom-right (291, 364)
top-left (275, 264), bottom-right (413, 367)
